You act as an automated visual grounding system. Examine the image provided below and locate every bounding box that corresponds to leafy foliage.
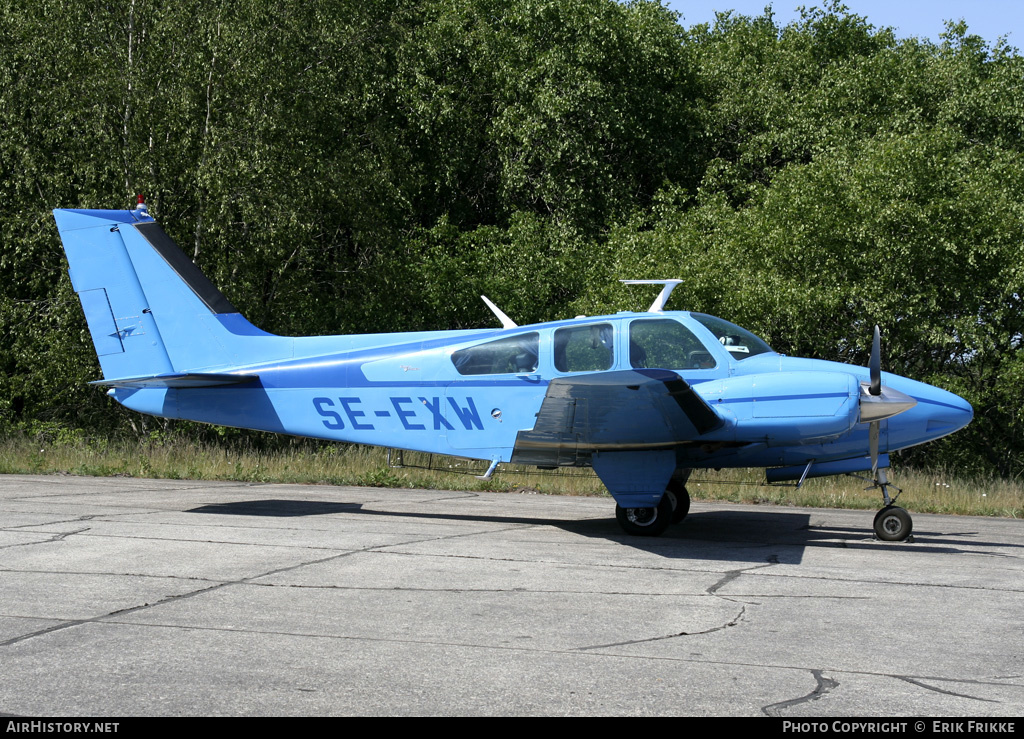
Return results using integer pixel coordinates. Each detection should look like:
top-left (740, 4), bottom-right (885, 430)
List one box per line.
top-left (1, 1), bottom-right (1021, 476)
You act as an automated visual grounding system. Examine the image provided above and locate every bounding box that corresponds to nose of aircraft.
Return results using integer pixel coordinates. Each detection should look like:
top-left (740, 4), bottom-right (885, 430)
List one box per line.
top-left (885, 375), bottom-right (973, 450)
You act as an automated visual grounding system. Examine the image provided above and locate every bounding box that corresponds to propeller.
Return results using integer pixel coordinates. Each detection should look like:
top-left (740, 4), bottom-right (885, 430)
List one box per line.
top-left (868, 326), bottom-right (882, 486)
top-left (858, 326), bottom-right (916, 425)
top-left (858, 325), bottom-right (916, 504)
top-left (869, 325), bottom-right (881, 396)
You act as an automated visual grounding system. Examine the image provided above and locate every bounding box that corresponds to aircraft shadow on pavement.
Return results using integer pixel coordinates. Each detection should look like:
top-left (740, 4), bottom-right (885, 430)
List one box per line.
top-left (186, 498), bottom-right (807, 563)
top-left (186, 498), bottom-right (1015, 564)
top-left (188, 499), bottom-right (361, 517)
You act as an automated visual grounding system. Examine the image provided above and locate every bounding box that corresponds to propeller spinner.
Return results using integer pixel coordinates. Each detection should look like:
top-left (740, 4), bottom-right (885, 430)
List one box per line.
top-left (859, 326), bottom-right (916, 424)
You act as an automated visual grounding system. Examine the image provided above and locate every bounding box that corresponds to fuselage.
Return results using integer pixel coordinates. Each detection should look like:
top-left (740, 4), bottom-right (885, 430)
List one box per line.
top-left (110, 309), bottom-right (973, 472)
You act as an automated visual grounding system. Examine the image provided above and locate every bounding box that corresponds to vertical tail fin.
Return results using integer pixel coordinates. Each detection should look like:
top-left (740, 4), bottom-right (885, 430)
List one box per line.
top-left (53, 207), bottom-right (289, 382)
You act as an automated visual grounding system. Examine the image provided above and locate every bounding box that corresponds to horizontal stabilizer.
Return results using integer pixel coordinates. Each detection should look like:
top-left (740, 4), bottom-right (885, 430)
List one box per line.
top-left (90, 373), bottom-right (259, 389)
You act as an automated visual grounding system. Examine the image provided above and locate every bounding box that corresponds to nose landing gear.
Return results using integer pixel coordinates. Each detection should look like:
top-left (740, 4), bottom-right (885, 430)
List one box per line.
top-left (874, 504), bottom-right (912, 541)
top-left (870, 468), bottom-right (913, 542)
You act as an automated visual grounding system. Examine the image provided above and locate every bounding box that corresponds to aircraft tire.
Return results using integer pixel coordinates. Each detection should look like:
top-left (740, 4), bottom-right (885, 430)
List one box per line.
top-left (615, 496), bottom-right (673, 537)
top-left (665, 481), bottom-right (691, 524)
top-left (873, 505), bottom-right (913, 542)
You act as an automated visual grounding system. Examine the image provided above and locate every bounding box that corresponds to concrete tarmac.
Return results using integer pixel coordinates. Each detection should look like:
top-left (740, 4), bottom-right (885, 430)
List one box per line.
top-left (1, 473), bottom-right (1022, 717)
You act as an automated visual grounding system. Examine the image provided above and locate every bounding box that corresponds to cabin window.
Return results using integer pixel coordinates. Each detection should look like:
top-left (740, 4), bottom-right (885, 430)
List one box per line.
top-left (690, 313), bottom-right (773, 360)
top-left (451, 333), bottom-right (539, 375)
top-left (629, 319), bottom-right (716, 370)
top-left (554, 324), bottom-right (613, 372)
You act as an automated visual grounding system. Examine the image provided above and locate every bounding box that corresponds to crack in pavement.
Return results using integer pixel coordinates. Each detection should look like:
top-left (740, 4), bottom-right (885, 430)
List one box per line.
top-left (0, 555), bottom-right (351, 648)
top-left (389, 492), bottom-right (481, 504)
top-left (4, 515), bottom-right (98, 531)
top-left (6, 604), bottom-right (1020, 700)
top-left (761, 669), bottom-right (1009, 716)
top-left (0, 525), bottom-right (501, 648)
top-left (763, 669), bottom-right (840, 716)
top-left (701, 568), bottom-right (1024, 595)
top-left (708, 561), bottom-right (776, 595)
top-left (895, 676), bottom-right (1000, 703)
top-left (577, 556), bottom-right (780, 650)
top-left (0, 527), bottom-right (92, 550)
top-left (576, 605), bottom-right (747, 650)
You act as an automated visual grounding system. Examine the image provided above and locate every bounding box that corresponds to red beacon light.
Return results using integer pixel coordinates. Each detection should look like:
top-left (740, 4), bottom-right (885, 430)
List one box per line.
top-left (133, 194), bottom-right (150, 218)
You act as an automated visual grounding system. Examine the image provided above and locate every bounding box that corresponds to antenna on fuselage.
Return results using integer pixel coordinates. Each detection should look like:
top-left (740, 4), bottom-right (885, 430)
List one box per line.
top-left (620, 279), bottom-right (683, 313)
top-left (481, 295), bottom-right (518, 329)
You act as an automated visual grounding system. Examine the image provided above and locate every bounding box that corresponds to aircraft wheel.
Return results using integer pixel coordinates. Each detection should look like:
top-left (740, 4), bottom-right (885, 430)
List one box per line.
top-left (615, 495), bottom-right (673, 537)
top-left (873, 505), bottom-right (913, 542)
top-left (665, 481), bottom-right (691, 524)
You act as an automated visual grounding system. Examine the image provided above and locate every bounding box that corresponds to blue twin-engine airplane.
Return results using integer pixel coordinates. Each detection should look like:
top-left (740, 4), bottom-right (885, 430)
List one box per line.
top-left (53, 203), bottom-right (973, 541)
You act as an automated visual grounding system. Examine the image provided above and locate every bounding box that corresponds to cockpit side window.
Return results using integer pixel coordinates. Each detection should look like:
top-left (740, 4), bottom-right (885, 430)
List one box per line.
top-left (690, 313), bottom-right (774, 360)
top-left (554, 323), bottom-right (613, 372)
top-left (629, 318), bottom-right (717, 370)
top-left (451, 332), bottom-right (539, 375)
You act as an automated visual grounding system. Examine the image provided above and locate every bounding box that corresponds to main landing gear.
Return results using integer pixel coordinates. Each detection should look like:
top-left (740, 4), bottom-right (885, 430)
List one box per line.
top-left (665, 479), bottom-right (690, 523)
top-left (614, 481), bottom-right (690, 537)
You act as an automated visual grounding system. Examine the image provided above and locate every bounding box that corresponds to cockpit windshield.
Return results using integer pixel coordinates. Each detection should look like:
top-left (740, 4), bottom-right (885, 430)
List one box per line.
top-left (690, 313), bottom-right (774, 360)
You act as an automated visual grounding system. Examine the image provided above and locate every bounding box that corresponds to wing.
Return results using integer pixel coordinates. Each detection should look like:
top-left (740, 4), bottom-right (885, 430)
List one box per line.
top-left (510, 369), bottom-right (724, 466)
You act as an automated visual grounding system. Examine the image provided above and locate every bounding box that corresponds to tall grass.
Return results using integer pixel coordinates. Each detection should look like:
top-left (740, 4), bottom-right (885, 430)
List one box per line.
top-left (0, 431), bottom-right (1020, 518)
